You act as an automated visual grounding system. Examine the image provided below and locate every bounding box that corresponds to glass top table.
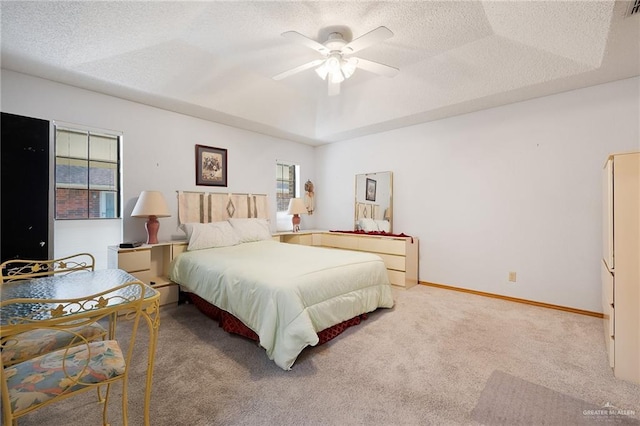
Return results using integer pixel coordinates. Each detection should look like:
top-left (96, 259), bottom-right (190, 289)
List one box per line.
top-left (0, 269), bottom-right (158, 324)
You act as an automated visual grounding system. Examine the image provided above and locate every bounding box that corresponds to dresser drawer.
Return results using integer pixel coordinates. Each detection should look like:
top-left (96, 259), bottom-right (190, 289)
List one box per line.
top-left (320, 234), bottom-right (359, 250)
top-left (358, 237), bottom-right (406, 256)
top-left (117, 249), bottom-right (151, 272)
top-left (387, 270), bottom-right (406, 287)
top-left (377, 253), bottom-right (406, 272)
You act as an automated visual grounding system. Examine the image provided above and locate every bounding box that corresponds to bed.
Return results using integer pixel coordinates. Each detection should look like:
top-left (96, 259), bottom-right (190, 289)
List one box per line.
top-left (169, 191), bottom-right (394, 370)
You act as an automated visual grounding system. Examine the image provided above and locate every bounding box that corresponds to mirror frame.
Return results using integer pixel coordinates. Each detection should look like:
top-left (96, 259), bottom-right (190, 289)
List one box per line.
top-left (354, 171), bottom-right (393, 233)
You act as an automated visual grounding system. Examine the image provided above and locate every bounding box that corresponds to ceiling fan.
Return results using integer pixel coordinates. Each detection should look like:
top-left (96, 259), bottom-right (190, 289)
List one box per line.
top-left (273, 26), bottom-right (399, 96)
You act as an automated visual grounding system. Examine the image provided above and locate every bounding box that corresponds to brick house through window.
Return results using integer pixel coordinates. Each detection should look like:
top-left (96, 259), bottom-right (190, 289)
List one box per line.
top-left (55, 127), bottom-right (121, 219)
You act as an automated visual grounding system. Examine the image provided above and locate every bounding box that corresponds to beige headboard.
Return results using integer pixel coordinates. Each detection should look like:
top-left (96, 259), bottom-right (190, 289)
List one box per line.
top-left (177, 191), bottom-right (269, 224)
top-left (355, 202), bottom-right (381, 221)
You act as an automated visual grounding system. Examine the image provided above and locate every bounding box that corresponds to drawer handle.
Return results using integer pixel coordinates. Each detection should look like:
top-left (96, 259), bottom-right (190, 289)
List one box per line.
top-left (610, 303), bottom-right (614, 308)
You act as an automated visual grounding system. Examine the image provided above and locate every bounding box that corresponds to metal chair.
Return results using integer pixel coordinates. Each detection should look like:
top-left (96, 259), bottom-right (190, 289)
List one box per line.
top-left (0, 253), bottom-right (107, 405)
top-left (0, 253), bottom-right (106, 366)
top-left (1, 253), bottom-right (96, 283)
top-left (0, 280), bottom-right (147, 425)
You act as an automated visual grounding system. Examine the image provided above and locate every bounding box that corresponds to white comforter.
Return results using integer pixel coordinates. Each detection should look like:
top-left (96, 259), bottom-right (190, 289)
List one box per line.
top-left (169, 240), bottom-right (394, 369)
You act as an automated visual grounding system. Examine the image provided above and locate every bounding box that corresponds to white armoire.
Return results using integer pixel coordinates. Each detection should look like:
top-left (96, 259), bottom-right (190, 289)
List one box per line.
top-left (601, 152), bottom-right (639, 384)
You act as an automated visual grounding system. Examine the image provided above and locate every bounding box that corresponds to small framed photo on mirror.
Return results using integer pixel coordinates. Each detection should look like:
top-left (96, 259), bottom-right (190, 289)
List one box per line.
top-left (366, 178), bottom-right (377, 201)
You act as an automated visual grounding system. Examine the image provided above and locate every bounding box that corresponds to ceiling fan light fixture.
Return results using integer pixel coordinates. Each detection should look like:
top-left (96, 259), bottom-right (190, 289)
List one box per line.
top-left (316, 54), bottom-right (351, 83)
top-left (326, 55), bottom-right (341, 73)
top-left (329, 70), bottom-right (345, 84)
top-left (341, 57), bottom-right (358, 79)
top-left (276, 26), bottom-right (397, 95)
top-left (315, 62), bottom-right (329, 80)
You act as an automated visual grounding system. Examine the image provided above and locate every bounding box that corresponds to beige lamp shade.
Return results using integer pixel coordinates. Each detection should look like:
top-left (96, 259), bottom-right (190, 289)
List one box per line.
top-left (286, 198), bottom-right (307, 216)
top-left (287, 198), bottom-right (306, 233)
top-left (131, 191), bottom-right (171, 218)
top-left (131, 191), bottom-right (170, 244)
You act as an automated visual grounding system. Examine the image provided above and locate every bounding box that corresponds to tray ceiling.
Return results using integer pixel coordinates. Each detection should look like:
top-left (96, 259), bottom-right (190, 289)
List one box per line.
top-left (1, 1), bottom-right (639, 145)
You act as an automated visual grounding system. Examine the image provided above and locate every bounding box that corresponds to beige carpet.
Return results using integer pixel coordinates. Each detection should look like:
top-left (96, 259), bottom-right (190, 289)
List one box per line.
top-left (7, 285), bottom-right (640, 425)
top-left (471, 370), bottom-right (639, 425)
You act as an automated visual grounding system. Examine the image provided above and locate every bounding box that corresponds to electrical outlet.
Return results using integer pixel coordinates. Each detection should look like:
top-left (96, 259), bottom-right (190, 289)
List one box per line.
top-left (509, 272), bottom-right (517, 282)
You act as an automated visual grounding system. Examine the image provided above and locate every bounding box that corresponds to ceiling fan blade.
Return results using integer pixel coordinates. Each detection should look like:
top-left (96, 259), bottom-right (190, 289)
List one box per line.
top-left (354, 57), bottom-right (399, 78)
top-left (328, 80), bottom-right (340, 96)
top-left (341, 26), bottom-right (393, 54)
top-left (281, 31), bottom-right (329, 55)
top-left (273, 59), bottom-right (325, 81)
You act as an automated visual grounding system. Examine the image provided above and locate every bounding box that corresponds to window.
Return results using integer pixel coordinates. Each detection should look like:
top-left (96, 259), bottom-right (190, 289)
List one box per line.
top-left (55, 126), bottom-right (121, 219)
top-left (276, 162), bottom-right (299, 212)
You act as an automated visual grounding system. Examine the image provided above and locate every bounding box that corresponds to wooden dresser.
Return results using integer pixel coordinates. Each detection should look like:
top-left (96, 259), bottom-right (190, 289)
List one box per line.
top-left (276, 231), bottom-right (418, 289)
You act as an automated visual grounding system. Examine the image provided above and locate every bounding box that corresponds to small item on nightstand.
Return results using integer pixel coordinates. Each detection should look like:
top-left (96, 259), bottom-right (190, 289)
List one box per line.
top-left (287, 198), bottom-right (308, 232)
top-left (119, 241), bottom-right (143, 249)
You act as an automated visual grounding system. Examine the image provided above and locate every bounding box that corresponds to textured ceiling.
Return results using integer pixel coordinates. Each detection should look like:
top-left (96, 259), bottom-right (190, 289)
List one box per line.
top-left (1, 1), bottom-right (639, 145)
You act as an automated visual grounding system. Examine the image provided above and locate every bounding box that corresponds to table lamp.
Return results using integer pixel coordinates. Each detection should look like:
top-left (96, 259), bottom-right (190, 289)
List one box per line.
top-left (287, 198), bottom-right (307, 232)
top-left (131, 191), bottom-right (171, 244)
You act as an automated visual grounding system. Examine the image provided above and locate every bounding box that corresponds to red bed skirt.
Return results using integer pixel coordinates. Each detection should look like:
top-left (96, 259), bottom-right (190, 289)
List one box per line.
top-left (187, 292), bottom-right (367, 345)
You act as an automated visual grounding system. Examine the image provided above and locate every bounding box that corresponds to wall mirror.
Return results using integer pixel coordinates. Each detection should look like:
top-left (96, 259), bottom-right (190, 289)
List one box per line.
top-left (354, 171), bottom-right (393, 233)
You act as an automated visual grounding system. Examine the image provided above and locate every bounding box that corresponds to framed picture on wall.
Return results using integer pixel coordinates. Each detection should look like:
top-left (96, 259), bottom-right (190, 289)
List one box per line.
top-left (196, 145), bottom-right (227, 187)
top-left (366, 178), bottom-right (377, 201)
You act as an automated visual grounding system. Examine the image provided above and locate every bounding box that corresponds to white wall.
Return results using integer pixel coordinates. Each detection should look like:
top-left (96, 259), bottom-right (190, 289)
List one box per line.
top-left (3, 68), bottom-right (637, 312)
top-left (54, 220), bottom-right (121, 269)
top-left (1, 70), bottom-right (316, 268)
top-left (314, 77), bottom-right (640, 313)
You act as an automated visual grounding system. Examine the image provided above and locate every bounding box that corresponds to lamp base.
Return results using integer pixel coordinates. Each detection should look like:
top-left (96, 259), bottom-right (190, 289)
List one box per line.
top-left (292, 214), bottom-right (301, 233)
top-left (145, 215), bottom-right (160, 244)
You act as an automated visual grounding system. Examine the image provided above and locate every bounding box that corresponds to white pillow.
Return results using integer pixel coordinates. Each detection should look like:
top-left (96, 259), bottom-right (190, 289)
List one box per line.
top-left (375, 220), bottom-right (390, 233)
top-left (179, 222), bottom-right (200, 240)
top-left (184, 221), bottom-right (240, 251)
top-left (228, 218), bottom-right (272, 243)
top-left (358, 218), bottom-right (379, 232)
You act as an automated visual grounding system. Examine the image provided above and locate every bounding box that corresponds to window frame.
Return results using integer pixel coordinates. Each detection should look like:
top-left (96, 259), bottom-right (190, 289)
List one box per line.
top-left (276, 162), bottom-right (300, 213)
top-left (54, 123), bottom-right (122, 220)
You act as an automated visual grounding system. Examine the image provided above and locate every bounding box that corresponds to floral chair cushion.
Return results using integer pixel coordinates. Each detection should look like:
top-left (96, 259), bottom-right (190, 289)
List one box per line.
top-left (1, 322), bottom-right (107, 365)
top-left (5, 340), bottom-right (125, 414)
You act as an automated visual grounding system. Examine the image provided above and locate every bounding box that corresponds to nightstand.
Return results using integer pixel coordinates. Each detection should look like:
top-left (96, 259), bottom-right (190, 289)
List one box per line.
top-left (273, 230), bottom-right (323, 246)
top-left (107, 241), bottom-right (187, 306)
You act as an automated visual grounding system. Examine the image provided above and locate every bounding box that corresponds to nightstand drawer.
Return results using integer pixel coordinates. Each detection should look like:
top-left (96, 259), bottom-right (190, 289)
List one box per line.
top-left (118, 249), bottom-right (151, 272)
top-left (129, 270), bottom-right (152, 284)
top-left (155, 283), bottom-right (179, 306)
top-left (282, 234), bottom-right (314, 245)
